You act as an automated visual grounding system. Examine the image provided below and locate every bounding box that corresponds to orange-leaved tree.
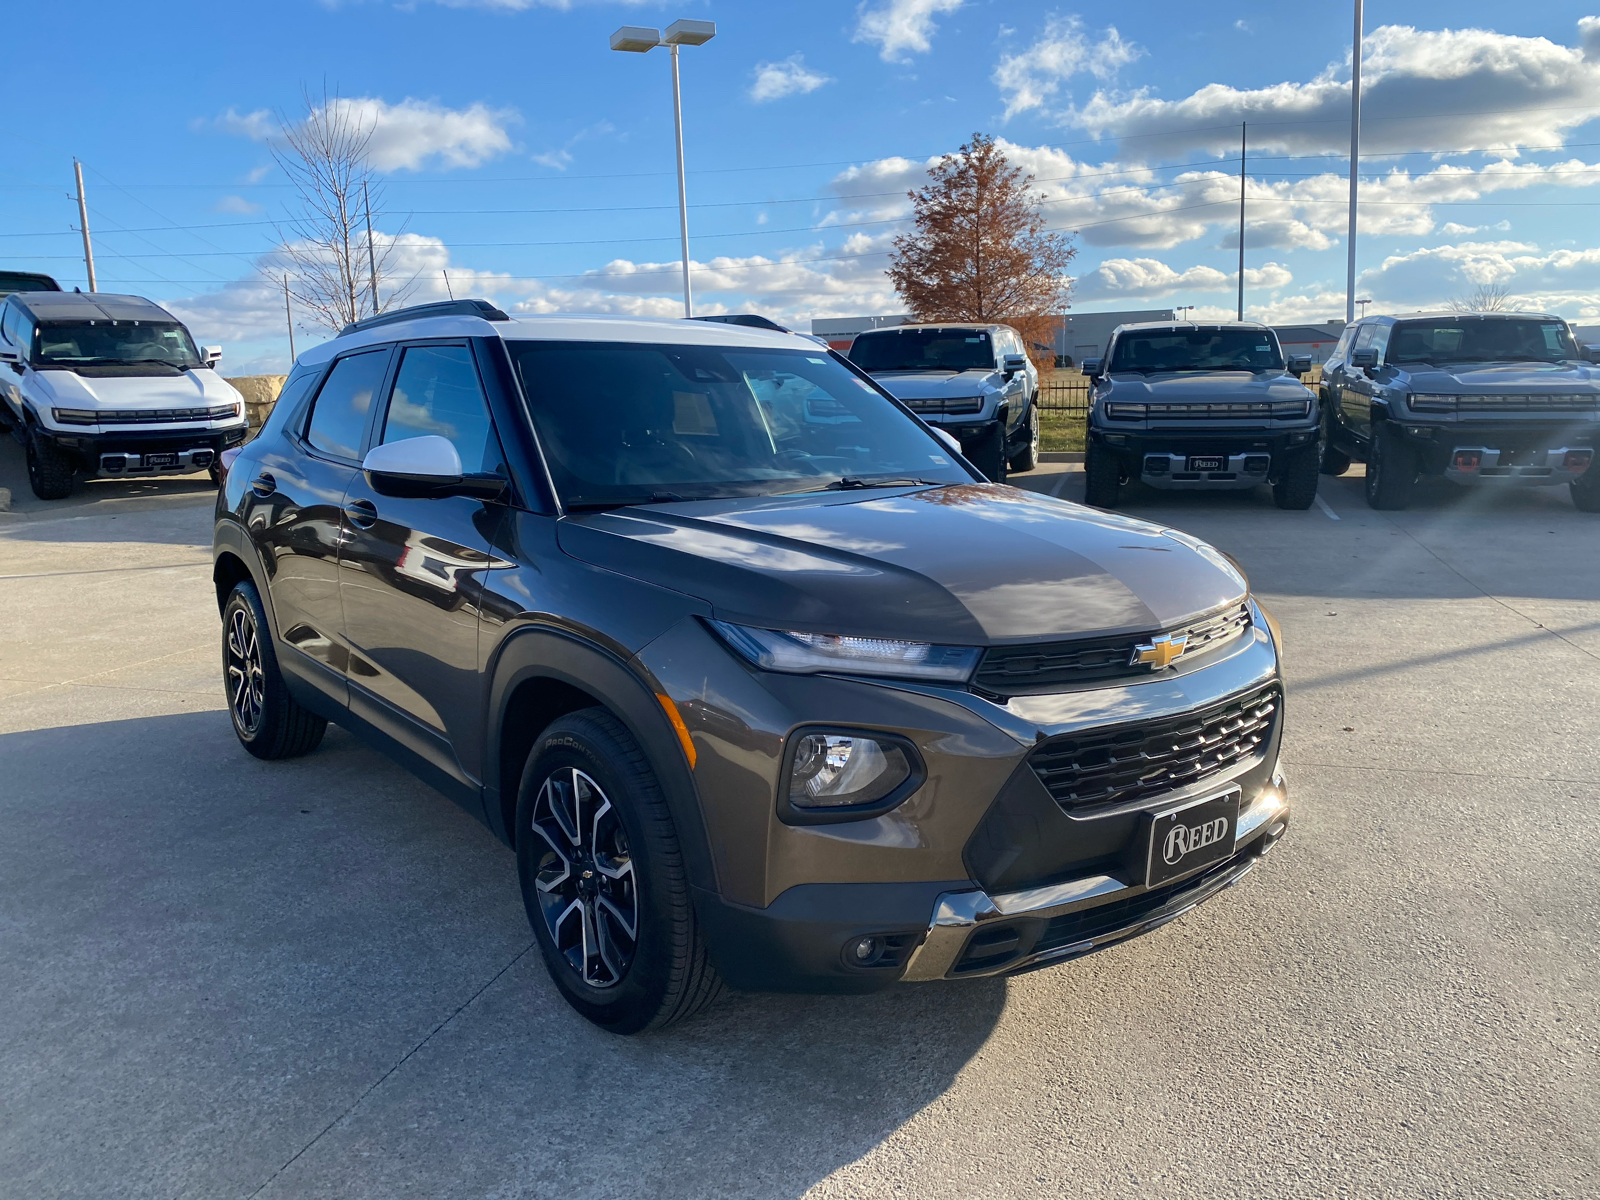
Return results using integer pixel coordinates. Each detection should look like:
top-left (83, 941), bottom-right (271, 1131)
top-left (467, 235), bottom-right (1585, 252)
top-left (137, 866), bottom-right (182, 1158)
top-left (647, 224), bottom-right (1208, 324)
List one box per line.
top-left (887, 133), bottom-right (1075, 364)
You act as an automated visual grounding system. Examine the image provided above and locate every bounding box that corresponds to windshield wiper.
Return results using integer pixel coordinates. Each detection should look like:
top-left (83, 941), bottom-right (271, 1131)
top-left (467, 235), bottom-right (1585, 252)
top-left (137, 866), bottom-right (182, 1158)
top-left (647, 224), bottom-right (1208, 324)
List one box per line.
top-left (825, 476), bottom-right (942, 490)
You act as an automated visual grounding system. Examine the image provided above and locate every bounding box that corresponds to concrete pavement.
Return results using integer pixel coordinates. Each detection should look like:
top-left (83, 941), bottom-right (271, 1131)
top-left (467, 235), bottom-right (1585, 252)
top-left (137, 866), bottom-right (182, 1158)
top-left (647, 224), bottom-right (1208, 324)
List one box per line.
top-left (1, 443), bottom-right (1596, 1198)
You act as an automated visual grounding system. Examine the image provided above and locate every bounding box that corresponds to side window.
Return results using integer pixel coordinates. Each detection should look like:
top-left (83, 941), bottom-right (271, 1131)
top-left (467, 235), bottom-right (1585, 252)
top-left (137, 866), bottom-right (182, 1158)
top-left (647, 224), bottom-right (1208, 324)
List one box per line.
top-left (257, 366), bottom-right (320, 444)
top-left (1331, 323), bottom-right (1358, 363)
top-left (381, 343), bottom-right (503, 474)
top-left (304, 349), bottom-right (389, 461)
top-left (1353, 323), bottom-right (1390, 366)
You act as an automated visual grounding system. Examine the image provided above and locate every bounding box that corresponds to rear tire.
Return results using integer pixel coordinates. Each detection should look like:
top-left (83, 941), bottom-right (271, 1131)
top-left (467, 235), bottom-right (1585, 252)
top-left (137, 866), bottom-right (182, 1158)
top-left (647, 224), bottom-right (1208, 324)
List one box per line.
top-left (222, 581), bottom-right (327, 760)
top-left (1007, 403), bottom-right (1040, 472)
top-left (1273, 447), bottom-right (1320, 510)
top-left (25, 426), bottom-right (75, 500)
top-left (1572, 467), bottom-right (1600, 512)
top-left (1364, 424), bottom-right (1417, 511)
top-left (968, 423), bottom-right (1008, 483)
top-left (1083, 441), bottom-right (1121, 508)
top-left (516, 708), bottom-right (723, 1035)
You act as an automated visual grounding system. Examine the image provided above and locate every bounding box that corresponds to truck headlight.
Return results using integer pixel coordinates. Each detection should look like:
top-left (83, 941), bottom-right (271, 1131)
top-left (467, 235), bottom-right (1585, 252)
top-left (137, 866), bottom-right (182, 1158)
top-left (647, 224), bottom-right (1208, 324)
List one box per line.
top-left (709, 620), bottom-right (980, 683)
top-left (782, 728), bottom-right (923, 822)
top-left (52, 408), bottom-right (99, 425)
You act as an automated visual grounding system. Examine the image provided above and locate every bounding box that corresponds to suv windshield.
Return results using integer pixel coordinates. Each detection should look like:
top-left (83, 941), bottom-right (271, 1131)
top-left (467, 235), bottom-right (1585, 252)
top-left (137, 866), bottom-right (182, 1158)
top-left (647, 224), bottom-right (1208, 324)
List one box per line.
top-left (1110, 328), bottom-right (1284, 373)
top-left (1387, 318), bottom-right (1579, 365)
top-left (510, 341), bottom-right (970, 508)
top-left (32, 320), bottom-right (202, 373)
top-left (849, 328), bottom-right (994, 373)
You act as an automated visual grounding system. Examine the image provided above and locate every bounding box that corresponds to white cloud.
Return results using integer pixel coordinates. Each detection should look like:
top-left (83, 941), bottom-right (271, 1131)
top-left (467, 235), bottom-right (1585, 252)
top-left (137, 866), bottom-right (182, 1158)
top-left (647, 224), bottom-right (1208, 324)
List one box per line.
top-left (1070, 20), bottom-right (1600, 159)
top-left (1076, 257), bottom-right (1292, 302)
top-left (853, 0), bottom-right (962, 63)
top-left (750, 55), bottom-right (832, 103)
top-left (213, 195), bottom-right (262, 215)
top-left (214, 96), bottom-right (519, 172)
top-left (994, 17), bottom-right (1141, 120)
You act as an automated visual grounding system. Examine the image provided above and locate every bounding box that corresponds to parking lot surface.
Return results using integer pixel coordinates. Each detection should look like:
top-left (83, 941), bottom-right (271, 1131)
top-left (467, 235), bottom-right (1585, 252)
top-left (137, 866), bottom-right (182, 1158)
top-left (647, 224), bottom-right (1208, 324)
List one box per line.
top-left (2, 442), bottom-right (1597, 1199)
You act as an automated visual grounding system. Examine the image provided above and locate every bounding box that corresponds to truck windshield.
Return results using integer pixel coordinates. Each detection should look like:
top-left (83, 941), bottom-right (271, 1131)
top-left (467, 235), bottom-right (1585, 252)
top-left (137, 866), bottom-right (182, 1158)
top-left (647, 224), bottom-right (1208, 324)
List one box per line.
top-left (1387, 319), bottom-right (1579, 365)
top-left (32, 321), bottom-right (202, 372)
top-left (1109, 328), bottom-right (1284, 373)
top-left (509, 340), bottom-right (970, 509)
top-left (849, 329), bottom-right (994, 372)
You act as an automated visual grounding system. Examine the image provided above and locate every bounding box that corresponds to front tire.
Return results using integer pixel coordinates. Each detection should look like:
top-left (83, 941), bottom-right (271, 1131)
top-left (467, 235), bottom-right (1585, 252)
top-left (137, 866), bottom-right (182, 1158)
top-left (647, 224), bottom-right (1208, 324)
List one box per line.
top-left (1007, 402), bottom-right (1040, 472)
top-left (1273, 446), bottom-right (1320, 510)
top-left (222, 581), bottom-right (327, 759)
top-left (968, 423), bottom-right (1008, 483)
top-left (516, 708), bottom-right (722, 1035)
top-left (25, 426), bottom-right (75, 500)
top-left (1572, 466), bottom-right (1600, 512)
top-left (1364, 424), bottom-right (1417, 511)
top-left (1320, 444), bottom-right (1352, 476)
top-left (1083, 441), bottom-right (1120, 508)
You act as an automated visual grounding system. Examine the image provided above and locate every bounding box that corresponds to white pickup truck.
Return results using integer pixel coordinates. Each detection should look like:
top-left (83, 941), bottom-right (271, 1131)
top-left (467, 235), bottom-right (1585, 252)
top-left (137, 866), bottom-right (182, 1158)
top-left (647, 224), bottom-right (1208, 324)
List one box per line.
top-left (0, 290), bottom-right (248, 499)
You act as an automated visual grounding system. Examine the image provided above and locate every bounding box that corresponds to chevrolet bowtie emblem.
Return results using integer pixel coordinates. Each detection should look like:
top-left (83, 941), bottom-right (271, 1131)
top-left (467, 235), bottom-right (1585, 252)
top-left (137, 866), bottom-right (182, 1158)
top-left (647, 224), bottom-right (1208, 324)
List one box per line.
top-left (1132, 633), bottom-right (1189, 670)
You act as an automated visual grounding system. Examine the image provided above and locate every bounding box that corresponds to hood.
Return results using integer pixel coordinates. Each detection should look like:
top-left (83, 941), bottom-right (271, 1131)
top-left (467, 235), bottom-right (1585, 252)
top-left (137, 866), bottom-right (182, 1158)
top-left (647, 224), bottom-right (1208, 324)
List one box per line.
top-left (557, 485), bottom-right (1246, 645)
top-left (1102, 370), bottom-right (1310, 402)
top-left (1397, 361), bottom-right (1600, 392)
top-left (32, 370), bottom-right (242, 409)
top-left (868, 369), bottom-right (1000, 402)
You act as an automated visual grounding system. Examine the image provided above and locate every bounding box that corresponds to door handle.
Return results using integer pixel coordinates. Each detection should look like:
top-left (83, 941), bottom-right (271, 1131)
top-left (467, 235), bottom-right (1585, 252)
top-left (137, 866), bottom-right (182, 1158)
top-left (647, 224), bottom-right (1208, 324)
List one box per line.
top-left (251, 472), bottom-right (276, 497)
top-left (344, 498), bottom-right (378, 529)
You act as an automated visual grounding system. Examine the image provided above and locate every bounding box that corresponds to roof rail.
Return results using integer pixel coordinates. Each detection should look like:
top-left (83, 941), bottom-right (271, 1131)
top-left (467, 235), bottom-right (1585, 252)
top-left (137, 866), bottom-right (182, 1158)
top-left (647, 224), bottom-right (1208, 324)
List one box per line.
top-left (339, 298), bottom-right (510, 337)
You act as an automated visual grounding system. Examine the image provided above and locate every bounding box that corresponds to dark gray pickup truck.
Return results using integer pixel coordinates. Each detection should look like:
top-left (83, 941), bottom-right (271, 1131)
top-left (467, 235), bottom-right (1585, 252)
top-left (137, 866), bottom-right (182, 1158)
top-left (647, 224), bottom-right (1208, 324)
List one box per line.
top-left (1319, 311), bottom-right (1600, 511)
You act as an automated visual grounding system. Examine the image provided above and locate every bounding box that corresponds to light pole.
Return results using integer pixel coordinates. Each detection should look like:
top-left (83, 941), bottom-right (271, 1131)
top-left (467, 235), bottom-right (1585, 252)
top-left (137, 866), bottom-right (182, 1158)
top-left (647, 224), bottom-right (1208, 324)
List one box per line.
top-left (1176, 305), bottom-right (1195, 323)
top-left (1356, 298), bottom-right (1372, 319)
top-left (1346, 0), bottom-right (1363, 324)
top-left (611, 19), bottom-right (716, 318)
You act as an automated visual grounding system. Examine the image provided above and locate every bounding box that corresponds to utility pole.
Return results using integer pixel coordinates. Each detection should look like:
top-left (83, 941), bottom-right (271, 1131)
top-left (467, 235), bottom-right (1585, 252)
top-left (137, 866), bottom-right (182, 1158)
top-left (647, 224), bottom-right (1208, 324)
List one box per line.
top-left (1346, 0), bottom-right (1363, 324)
top-left (362, 181), bottom-right (379, 316)
top-left (73, 160), bottom-right (97, 292)
top-left (1236, 123), bottom-right (1247, 322)
top-left (283, 275), bottom-right (296, 363)
top-left (669, 43), bottom-right (693, 318)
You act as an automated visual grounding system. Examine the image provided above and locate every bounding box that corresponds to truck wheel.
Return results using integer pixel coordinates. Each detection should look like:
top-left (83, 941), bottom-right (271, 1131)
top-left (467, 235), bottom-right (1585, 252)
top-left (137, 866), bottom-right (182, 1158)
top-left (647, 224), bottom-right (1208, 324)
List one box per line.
top-left (1083, 442), bottom-right (1120, 508)
top-left (25, 426), bottom-right (75, 500)
top-left (969, 424), bottom-right (1008, 483)
top-left (1273, 447), bottom-right (1320, 510)
top-left (222, 580), bottom-right (327, 759)
top-left (1364, 425), bottom-right (1416, 511)
top-left (1571, 467), bottom-right (1600, 512)
top-left (1320, 444), bottom-right (1352, 476)
top-left (516, 708), bottom-right (723, 1035)
top-left (1007, 403), bottom-right (1040, 472)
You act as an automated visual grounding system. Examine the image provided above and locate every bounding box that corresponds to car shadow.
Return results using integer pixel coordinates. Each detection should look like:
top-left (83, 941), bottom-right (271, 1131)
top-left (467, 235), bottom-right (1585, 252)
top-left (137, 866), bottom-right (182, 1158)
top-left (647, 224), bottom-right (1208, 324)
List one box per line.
top-left (0, 709), bottom-right (1005, 1200)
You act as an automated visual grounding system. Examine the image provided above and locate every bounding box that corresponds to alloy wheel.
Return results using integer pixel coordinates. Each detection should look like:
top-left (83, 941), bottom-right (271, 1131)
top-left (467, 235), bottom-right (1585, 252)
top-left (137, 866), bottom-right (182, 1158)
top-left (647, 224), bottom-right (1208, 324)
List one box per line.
top-left (225, 607), bottom-right (266, 735)
top-left (530, 767), bottom-right (638, 989)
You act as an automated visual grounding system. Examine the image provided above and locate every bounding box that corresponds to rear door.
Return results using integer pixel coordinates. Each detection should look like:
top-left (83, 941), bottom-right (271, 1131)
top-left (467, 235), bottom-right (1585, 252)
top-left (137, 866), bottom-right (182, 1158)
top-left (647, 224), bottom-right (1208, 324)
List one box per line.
top-left (1342, 324), bottom-right (1389, 444)
top-left (336, 340), bottom-right (511, 791)
top-left (246, 346), bottom-right (392, 707)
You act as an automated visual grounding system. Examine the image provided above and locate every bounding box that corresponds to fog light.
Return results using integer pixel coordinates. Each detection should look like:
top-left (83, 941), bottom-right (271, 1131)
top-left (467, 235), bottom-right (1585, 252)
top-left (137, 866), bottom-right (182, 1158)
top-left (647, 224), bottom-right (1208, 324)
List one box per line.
top-left (1103, 434), bottom-right (1129, 446)
top-left (1243, 455), bottom-right (1271, 475)
top-left (851, 936), bottom-right (880, 963)
top-left (1453, 450), bottom-right (1481, 472)
top-left (1564, 450), bottom-right (1593, 473)
top-left (102, 455), bottom-right (127, 471)
top-left (193, 450), bottom-right (215, 467)
top-left (1143, 455), bottom-right (1167, 475)
top-left (788, 732), bottom-right (911, 809)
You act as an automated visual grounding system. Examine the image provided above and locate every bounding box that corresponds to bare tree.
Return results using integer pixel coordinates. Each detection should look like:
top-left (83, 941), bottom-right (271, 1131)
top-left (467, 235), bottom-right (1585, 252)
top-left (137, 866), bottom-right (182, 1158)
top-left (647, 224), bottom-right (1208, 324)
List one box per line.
top-left (887, 133), bottom-right (1076, 363)
top-left (1448, 282), bottom-right (1520, 313)
top-left (270, 87), bottom-right (414, 332)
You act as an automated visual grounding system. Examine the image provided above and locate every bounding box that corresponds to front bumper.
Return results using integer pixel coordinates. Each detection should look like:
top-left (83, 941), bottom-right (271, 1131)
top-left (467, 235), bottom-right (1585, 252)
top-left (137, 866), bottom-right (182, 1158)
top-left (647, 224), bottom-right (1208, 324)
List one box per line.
top-left (37, 423), bottom-right (249, 475)
top-left (1092, 426), bottom-right (1319, 489)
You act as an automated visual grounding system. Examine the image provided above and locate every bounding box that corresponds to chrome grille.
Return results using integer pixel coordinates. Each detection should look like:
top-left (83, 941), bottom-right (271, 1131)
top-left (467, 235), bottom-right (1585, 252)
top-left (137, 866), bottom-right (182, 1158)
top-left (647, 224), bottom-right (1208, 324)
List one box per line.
top-left (1028, 683), bottom-right (1280, 815)
top-left (52, 403), bottom-right (238, 426)
top-left (974, 602), bottom-right (1251, 696)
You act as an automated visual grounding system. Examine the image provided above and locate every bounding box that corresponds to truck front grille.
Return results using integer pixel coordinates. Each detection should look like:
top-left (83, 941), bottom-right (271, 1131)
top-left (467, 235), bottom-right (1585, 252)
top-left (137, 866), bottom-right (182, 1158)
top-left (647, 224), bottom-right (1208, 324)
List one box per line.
top-left (52, 403), bottom-right (238, 426)
top-left (1408, 393), bottom-right (1598, 414)
top-left (902, 396), bottom-right (984, 416)
top-left (974, 602), bottom-right (1251, 696)
top-left (1027, 682), bottom-right (1279, 815)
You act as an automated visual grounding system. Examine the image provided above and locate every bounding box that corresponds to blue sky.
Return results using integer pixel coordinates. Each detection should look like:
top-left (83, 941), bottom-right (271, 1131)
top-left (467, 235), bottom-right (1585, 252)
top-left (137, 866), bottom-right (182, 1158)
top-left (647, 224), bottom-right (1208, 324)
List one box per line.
top-left (6, 1), bottom-right (1600, 371)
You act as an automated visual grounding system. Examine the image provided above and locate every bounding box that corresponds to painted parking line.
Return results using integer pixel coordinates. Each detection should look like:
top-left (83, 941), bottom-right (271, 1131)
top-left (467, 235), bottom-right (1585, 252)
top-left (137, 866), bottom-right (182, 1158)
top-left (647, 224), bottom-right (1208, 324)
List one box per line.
top-left (1315, 494), bottom-right (1341, 520)
top-left (1049, 471), bottom-right (1072, 498)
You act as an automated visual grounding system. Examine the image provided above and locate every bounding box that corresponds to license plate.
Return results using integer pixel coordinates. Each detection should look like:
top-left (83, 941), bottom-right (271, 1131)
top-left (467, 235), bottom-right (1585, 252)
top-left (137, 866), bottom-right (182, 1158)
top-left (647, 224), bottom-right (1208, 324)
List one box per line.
top-left (1187, 455), bottom-right (1225, 472)
top-left (1145, 788), bottom-right (1240, 888)
top-left (145, 453), bottom-right (178, 468)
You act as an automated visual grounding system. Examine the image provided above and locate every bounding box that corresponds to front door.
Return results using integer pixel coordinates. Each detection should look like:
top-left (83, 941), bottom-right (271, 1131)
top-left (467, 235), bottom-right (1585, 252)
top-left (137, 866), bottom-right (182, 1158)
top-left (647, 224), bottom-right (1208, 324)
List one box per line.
top-left (246, 348), bottom-right (392, 706)
top-left (337, 341), bottom-right (511, 789)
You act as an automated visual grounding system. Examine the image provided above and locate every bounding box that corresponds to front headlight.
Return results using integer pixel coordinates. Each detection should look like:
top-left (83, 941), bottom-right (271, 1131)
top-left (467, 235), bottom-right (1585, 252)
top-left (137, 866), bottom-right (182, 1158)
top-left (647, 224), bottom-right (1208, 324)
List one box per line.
top-left (708, 620), bottom-right (980, 683)
top-left (52, 408), bottom-right (100, 425)
top-left (781, 728), bottom-right (923, 823)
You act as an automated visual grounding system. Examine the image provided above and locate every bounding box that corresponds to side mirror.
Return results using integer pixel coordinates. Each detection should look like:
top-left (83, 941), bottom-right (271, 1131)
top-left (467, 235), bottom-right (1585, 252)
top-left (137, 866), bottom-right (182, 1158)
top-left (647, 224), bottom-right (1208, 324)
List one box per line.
top-left (1583, 345), bottom-right (1600, 364)
top-left (361, 435), bottom-right (508, 501)
top-left (1081, 357), bottom-right (1103, 378)
top-left (932, 427), bottom-right (962, 455)
top-left (1001, 353), bottom-right (1028, 378)
top-left (1350, 349), bottom-right (1378, 370)
top-left (0, 348), bottom-right (20, 373)
top-left (1288, 355), bottom-right (1312, 375)
top-left (202, 345), bottom-right (223, 368)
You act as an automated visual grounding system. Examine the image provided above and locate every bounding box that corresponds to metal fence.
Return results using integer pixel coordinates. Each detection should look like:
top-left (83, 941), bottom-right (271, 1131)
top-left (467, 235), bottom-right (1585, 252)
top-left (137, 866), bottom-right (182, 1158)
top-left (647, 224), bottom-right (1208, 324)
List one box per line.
top-left (1037, 378), bottom-right (1090, 420)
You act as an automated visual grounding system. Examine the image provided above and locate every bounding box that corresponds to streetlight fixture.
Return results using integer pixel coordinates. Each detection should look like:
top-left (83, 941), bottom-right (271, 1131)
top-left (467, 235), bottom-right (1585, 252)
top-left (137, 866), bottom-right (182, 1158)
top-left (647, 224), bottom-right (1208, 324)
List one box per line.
top-left (610, 19), bottom-right (716, 318)
top-left (1356, 298), bottom-right (1372, 318)
top-left (1176, 305), bottom-right (1196, 323)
